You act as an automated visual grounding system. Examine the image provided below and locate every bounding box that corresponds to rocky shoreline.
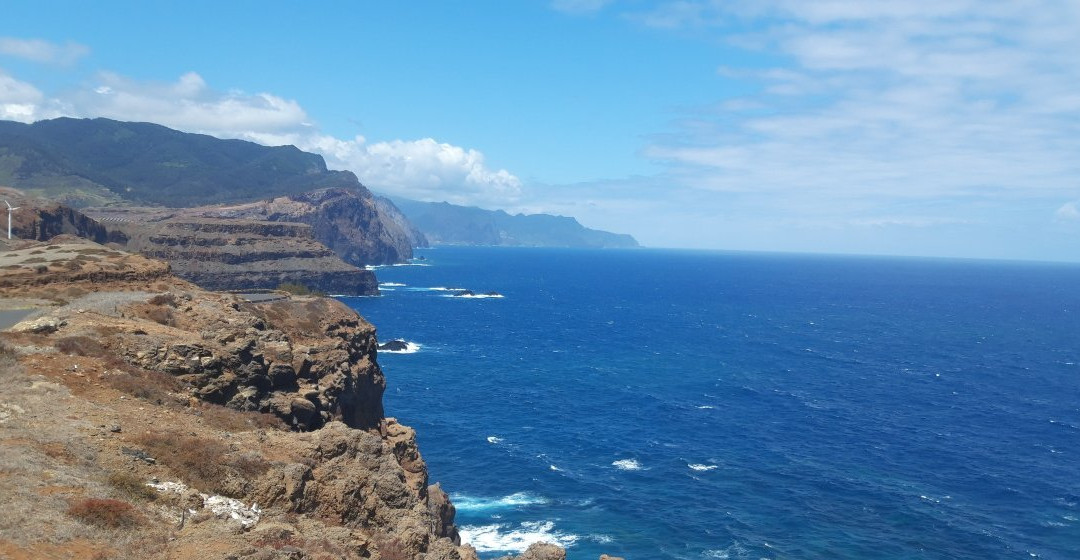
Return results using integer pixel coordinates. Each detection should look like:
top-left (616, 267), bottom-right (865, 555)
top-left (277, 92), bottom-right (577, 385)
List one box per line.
top-left (0, 238), bottom-right (605, 559)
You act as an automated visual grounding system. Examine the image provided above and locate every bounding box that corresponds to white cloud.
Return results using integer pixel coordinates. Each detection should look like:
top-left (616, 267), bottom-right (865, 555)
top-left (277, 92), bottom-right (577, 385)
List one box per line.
top-left (0, 37), bottom-right (89, 65)
top-left (634, 0), bottom-right (1080, 210)
top-left (0, 70), bottom-right (56, 122)
top-left (0, 68), bottom-right (522, 206)
top-left (71, 71), bottom-right (311, 134)
top-left (270, 134), bottom-right (522, 206)
top-left (1055, 201), bottom-right (1080, 222)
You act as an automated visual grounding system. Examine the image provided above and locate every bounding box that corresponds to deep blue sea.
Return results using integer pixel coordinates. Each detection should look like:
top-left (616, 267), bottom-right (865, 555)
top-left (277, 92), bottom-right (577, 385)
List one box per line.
top-left (341, 247), bottom-right (1080, 560)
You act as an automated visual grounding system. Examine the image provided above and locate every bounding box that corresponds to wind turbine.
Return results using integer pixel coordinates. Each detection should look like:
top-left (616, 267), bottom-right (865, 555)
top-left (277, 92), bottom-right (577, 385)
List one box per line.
top-left (4, 200), bottom-right (18, 240)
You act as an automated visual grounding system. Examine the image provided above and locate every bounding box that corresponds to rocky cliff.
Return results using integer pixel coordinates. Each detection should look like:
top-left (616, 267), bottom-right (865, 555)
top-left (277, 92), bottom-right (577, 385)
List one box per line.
top-left (187, 188), bottom-right (417, 266)
top-left (1, 187), bottom-right (127, 245)
top-left (0, 118), bottom-right (421, 266)
top-left (0, 238), bottom-right (497, 559)
top-left (97, 210), bottom-right (379, 295)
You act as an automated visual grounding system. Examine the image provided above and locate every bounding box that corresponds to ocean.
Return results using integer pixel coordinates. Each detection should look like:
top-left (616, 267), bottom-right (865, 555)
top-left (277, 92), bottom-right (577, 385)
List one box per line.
top-left (342, 247), bottom-right (1080, 560)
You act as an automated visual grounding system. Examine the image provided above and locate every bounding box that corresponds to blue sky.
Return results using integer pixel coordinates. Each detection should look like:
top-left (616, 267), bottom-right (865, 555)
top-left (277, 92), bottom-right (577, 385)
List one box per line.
top-left (2, 1), bottom-right (1079, 261)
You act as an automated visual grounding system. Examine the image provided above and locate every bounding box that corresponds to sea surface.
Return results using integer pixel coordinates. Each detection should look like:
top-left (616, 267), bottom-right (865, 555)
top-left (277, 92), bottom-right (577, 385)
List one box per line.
top-left (342, 247), bottom-right (1080, 560)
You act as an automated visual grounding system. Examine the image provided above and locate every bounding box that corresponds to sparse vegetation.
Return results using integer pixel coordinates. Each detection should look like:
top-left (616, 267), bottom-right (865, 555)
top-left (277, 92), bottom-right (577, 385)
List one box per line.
top-left (66, 497), bottom-right (142, 528)
top-left (143, 306), bottom-right (176, 326)
top-left (56, 335), bottom-right (109, 357)
top-left (276, 282), bottom-right (325, 297)
top-left (147, 292), bottom-right (178, 306)
top-left (104, 369), bottom-right (181, 404)
top-left (192, 401), bottom-right (286, 432)
top-left (107, 471), bottom-right (158, 502)
top-left (135, 432), bottom-right (271, 497)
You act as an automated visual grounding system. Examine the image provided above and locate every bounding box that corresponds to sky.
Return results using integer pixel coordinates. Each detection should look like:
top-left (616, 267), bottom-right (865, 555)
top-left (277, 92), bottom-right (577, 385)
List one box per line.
top-left (2, 1), bottom-right (1080, 262)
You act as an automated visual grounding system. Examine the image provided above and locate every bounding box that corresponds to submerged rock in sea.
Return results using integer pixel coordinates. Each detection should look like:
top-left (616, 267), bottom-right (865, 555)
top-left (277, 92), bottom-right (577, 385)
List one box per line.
top-left (379, 339), bottom-right (410, 352)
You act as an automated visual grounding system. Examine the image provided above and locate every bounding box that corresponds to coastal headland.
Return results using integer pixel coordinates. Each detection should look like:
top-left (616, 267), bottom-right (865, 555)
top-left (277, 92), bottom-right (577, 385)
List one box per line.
top-left (0, 237), bottom-right (580, 559)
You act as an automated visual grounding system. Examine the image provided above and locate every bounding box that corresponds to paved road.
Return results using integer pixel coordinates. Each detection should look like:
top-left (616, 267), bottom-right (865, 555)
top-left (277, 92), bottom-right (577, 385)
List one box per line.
top-left (0, 309), bottom-right (34, 330)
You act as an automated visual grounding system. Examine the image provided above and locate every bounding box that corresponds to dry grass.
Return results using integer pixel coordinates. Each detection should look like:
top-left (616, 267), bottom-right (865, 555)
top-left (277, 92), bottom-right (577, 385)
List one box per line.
top-left (143, 306), bottom-right (176, 326)
top-left (135, 433), bottom-right (271, 497)
top-left (55, 335), bottom-right (109, 358)
top-left (147, 292), bottom-right (178, 307)
top-left (192, 401), bottom-right (286, 432)
top-left (55, 335), bottom-right (133, 372)
top-left (104, 369), bottom-right (182, 404)
top-left (66, 498), bottom-right (142, 529)
top-left (107, 472), bottom-right (158, 502)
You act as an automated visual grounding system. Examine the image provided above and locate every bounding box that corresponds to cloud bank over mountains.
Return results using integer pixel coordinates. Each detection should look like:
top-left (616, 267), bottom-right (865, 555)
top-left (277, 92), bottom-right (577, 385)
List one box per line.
top-left (0, 63), bottom-right (523, 207)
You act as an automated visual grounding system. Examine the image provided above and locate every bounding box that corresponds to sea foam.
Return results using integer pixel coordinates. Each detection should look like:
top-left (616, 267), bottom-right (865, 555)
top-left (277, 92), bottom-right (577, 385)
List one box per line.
top-left (452, 492), bottom-right (549, 513)
top-left (612, 459), bottom-right (643, 471)
top-left (459, 521), bottom-right (579, 553)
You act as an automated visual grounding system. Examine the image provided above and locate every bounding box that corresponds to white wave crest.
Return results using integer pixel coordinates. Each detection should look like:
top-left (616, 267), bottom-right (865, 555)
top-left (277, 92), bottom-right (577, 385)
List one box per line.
top-left (459, 521), bottom-right (579, 553)
top-left (452, 492), bottom-right (548, 512)
top-left (689, 463), bottom-right (718, 472)
top-left (443, 292), bottom-right (505, 299)
top-left (612, 459), bottom-right (643, 471)
top-left (487, 436), bottom-right (502, 444)
top-left (365, 263), bottom-right (430, 270)
top-left (379, 282), bottom-right (406, 287)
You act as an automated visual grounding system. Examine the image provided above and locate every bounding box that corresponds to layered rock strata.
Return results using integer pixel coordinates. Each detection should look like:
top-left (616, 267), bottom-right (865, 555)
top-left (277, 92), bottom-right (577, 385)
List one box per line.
top-left (188, 187), bottom-right (417, 266)
top-left (100, 215), bottom-right (379, 295)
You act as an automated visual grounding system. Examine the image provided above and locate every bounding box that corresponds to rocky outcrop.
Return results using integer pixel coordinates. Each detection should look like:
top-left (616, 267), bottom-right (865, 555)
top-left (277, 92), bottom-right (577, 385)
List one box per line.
top-left (251, 420), bottom-right (464, 558)
top-left (108, 292), bottom-right (385, 430)
top-left (9, 202), bottom-right (128, 245)
top-left (192, 187), bottom-right (417, 266)
top-left (0, 238), bottom-right (569, 560)
top-left (495, 543), bottom-right (567, 560)
top-left (94, 213), bottom-right (379, 295)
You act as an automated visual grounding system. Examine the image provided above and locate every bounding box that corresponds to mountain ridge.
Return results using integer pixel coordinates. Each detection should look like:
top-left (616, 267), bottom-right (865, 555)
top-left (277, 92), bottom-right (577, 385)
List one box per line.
top-left (390, 198), bottom-right (638, 249)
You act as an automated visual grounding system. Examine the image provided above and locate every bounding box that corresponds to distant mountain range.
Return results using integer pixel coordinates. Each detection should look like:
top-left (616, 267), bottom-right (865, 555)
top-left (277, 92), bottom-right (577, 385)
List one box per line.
top-left (390, 198), bottom-right (638, 249)
top-left (0, 117), bottom-right (355, 207)
top-left (0, 117), bottom-right (637, 250)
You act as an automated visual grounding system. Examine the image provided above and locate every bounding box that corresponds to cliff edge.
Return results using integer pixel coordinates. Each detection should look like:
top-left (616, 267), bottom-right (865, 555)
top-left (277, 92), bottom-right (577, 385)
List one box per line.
top-left (0, 238), bottom-right (501, 559)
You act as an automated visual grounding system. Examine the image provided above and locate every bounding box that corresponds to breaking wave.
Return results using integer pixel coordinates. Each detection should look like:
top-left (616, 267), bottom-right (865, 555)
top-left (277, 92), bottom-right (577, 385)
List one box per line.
top-left (459, 521), bottom-right (579, 553)
top-left (612, 459), bottom-right (644, 471)
top-left (452, 492), bottom-right (549, 513)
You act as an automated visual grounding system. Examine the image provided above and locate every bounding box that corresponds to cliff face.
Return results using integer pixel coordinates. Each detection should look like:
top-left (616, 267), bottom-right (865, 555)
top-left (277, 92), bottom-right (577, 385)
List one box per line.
top-left (1, 118), bottom-right (424, 266)
top-left (193, 187), bottom-right (417, 266)
top-left (2, 188), bottom-right (380, 295)
top-left (101, 214), bottom-right (379, 295)
top-left (0, 187), bottom-right (127, 245)
top-left (0, 239), bottom-right (491, 559)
